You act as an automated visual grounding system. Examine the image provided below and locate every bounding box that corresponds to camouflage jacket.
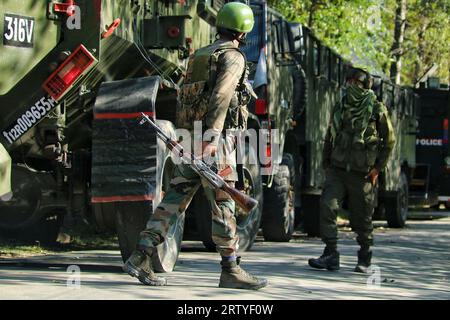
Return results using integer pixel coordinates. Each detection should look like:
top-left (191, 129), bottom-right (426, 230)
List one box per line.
top-left (176, 39), bottom-right (251, 181)
top-left (323, 95), bottom-right (396, 174)
top-left (177, 39), bottom-right (250, 144)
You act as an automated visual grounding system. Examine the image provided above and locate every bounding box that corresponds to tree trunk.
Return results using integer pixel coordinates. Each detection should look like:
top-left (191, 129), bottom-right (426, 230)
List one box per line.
top-left (308, 0), bottom-right (318, 28)
top-left (390, 0), bottom-right (407, 84)
top-left (413, 19), bottom-right (428, 83)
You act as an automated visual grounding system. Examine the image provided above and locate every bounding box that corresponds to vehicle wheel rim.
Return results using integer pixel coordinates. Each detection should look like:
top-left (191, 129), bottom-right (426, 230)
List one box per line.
top-left (153, 156), bottom-right (182, 273)
top-left (236, 166), bottom-right (256, 229)
top-left (285, 186), bottom-right (295, 233)
top-left (0, 166), bottom-right (41, 229)
top-left (399, 184), bottom-right (408, 222)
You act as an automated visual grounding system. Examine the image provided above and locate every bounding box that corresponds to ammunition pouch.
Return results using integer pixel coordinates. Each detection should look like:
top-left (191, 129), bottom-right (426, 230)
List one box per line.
top-left (225, 104), bottom-right (249, 130)
top-left (237, 82), bottom-right (254, 106)
top-left (176, 80), bottom-right (209, 129)
top-left (331, 128), bottom-right (380, 172)
top-left (224, 84), bottom-right (251, 130)
top-left (365, 136), bottom-right (379, 167)
top-left (330, 131), bottom-right (350, 164)
top-left (179, 80), bottom-right (207, 104)
top-left (176, 41), bottom-right (252, 131)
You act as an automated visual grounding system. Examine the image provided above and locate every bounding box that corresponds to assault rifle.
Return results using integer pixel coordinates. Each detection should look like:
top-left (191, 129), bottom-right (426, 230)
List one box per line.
top-left (139, 113), bottom-right (258, 213)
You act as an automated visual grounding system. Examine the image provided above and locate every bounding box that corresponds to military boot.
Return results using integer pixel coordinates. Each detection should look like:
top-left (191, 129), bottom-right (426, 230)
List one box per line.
top-left (354, 249), bottom-right (372, 273)
top-left (308, 246), bottom-right (340, 271)
top-left (123, 248), bottom-right (167, 286)
top-left (219, 257), bottom-right (268, 290)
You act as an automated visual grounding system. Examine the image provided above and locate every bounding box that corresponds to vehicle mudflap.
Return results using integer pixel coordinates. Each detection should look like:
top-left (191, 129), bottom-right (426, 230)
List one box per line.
top-left (91, 76), bottom-right (161, 202)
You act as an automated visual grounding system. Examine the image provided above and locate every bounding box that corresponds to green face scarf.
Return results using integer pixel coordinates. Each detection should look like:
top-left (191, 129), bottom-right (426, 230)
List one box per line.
top-left (331, 84), bottom-right (377, 144)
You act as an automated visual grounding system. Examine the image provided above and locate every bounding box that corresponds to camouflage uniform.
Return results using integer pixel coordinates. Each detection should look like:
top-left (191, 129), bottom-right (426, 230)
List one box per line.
top-left (320, 85), bottom-right (396, 249)
top-left (138, 39), bottom-right (249, 257)
top-left (0, 143), bottom-right (12, 200)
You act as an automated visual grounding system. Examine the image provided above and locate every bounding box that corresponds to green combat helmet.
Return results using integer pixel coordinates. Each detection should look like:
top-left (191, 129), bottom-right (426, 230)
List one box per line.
top-left (216, 2), bottom-right (255, 33)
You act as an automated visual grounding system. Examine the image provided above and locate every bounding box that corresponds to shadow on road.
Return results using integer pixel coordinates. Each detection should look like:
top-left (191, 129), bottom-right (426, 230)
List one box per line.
top-left (0, 217), bottom-right (449, 299)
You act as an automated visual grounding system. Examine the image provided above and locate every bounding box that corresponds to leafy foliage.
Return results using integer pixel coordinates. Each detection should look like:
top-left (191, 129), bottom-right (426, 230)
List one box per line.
top-left (403, 0), bottom-right (450, 83)
top-left (268, 0), bottom-right (449, 85)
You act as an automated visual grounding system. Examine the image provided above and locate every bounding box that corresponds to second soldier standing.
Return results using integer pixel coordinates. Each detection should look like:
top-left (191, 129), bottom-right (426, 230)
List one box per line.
top-left (308, 67), bottom-right (396, 273)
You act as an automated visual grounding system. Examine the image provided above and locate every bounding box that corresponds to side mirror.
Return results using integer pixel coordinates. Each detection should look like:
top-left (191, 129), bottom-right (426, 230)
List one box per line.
top-left (273, 19), bottom-right (285, 55)
top-left (288, 23), bottom-right (303, 54)
top-left (273, 20), bottom-right (304, 66)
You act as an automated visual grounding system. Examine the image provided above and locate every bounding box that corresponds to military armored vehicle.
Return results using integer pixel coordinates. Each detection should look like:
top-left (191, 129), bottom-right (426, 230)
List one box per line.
top-left (216, 1), bottom-right (419, 237)
top-left (281, 25), bottom-right (420, 235)
top-left (235, 0), bottom-right (301, 242)
top-left (0, 0), bottom-right (419, 273)
top-left (0, 0), bottom-right (302, 271)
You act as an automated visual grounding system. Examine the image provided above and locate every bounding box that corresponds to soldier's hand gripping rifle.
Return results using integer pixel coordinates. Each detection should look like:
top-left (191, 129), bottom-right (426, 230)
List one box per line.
top-left (139, 113), bottom-right (258, 213)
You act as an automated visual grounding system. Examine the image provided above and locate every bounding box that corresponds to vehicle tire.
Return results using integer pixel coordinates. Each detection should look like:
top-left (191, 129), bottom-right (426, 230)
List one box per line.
top-left (114, 122), bottom-right (183, 272)
top-left (26, 212), bottom-right (64, 244)
top-left (261, 154), bottom-right (295, 241)
top-left (195, 143), bottom-right (263, 252)
top-left (373, 202), bottom-right (385, 220)
top-left (93, 203), bottom-right (117, 232)
top-left (372, 183), bottom-right (384, 220)
top-left (301, 193), bottom-right (321, 237)
top-left (0, 211), bottom-right (63, 245)
top-left (115, 201), bottom-right (151, 262)
top-left (0, 165), bottom-right (48, 231)
top-left (0, 165), bottom-right (63, 244)
top-left (385, 172), bottom-right (409, 228)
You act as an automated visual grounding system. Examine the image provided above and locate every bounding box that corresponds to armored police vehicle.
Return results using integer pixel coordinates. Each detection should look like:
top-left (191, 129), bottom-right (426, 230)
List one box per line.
top-left (410, 78), bottom-right (450, 209)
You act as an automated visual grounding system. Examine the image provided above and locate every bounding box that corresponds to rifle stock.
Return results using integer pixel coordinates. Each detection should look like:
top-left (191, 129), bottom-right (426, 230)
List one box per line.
top-left (221, 182), bottom-right (258, 214)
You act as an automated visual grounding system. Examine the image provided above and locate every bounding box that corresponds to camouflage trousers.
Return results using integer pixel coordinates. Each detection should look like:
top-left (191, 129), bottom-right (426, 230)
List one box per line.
top-left (138, 163), bottom-right (239, 257)
top-left (320, 167), bottom-right (375, 248)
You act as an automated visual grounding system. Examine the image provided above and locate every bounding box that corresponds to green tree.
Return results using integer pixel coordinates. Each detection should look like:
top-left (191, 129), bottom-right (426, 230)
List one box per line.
top-left (269, 0), bottom-right (395, 75)
top-left (403, 0), bottom-right (450, 85)
top-left (268, 0), bottom-right (450, 85)
top-left (390, 0), bottom-right (407, 84)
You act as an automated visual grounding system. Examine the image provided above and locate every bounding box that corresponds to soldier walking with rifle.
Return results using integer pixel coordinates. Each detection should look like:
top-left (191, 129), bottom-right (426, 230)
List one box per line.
top-left (123, 2), bottom-right (268, 290)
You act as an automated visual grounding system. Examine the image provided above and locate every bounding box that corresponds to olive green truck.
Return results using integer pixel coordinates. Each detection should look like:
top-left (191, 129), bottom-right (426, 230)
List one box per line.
top-left (0, 0), bottom-right (418, 271)
top-left (241, 1), bottom-right (419, 236)
top-left (0, 0), bottom-right (303, 271)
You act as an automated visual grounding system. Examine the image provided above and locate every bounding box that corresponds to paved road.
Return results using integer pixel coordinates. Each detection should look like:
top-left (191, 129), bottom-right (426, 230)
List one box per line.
top-left (0, 215), bottom-right (449, 300)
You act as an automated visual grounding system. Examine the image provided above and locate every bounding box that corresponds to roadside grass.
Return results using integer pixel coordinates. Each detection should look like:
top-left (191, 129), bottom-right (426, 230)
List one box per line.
top-left (0, 224), bottom-right (119, 258)
top-left (0, 241), bottom-right (50, 257)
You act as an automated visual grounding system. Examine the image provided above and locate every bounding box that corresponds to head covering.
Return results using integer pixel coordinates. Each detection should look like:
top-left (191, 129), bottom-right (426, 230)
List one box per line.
top-left (331, 84), bottom-right (377, 145)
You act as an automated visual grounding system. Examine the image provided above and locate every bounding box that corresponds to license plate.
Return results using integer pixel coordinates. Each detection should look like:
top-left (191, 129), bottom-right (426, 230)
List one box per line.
top-left (3, 13), bottom-right (35, 48)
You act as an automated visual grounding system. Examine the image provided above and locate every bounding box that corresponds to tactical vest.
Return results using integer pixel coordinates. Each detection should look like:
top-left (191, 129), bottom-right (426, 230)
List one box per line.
top-left (330, 99), bottom-right (383, 173)
top-left (176, 41), bottom-right (250, 130)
